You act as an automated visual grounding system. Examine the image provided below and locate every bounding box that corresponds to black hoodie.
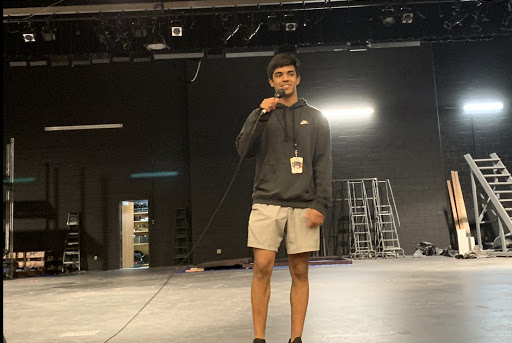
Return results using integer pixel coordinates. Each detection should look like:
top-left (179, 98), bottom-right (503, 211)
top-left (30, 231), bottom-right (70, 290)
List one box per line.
top-left (236, 98), bottom-right (332, 216)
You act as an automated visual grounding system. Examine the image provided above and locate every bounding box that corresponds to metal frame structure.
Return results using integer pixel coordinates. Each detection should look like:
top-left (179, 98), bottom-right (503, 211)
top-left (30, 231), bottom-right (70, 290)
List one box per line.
top-left (465, 153), bottom-right (512, 257)
top-left (372, 179), bottom-right (404, 258)
top-left (62, 212), bottom-right (81, 273)
top-left (331, 178), bottom-right (404, 259)
top-left (3, 138), bottom-right (15, 278)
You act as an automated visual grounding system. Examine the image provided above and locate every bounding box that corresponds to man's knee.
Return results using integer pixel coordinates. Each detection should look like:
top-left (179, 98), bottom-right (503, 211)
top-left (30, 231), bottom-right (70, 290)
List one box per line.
top-left (253, 249), bottom-right (275, 280)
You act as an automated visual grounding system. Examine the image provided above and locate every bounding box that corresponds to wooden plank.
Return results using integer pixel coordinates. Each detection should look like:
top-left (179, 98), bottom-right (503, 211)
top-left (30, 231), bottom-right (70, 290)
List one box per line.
top-left (447, 180), bottom-right (461, 231)
top-left (451, 171), bottom-right (471, 233)
top-left (121, 202), bottom-right (135, 268)
top-left (26, 251), bottom-right (45, 258)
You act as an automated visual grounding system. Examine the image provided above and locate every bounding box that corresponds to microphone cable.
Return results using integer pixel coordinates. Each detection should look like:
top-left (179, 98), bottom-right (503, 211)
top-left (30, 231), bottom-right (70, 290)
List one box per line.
top-left (103, 89), bottom-right (285, 342)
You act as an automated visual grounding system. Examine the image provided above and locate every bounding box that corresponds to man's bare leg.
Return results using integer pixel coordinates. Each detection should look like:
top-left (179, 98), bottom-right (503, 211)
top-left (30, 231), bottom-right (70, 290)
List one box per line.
top-left (288, 252), bottom-right (310, 340)
top-left (251, 248), bottom-right (276, 339)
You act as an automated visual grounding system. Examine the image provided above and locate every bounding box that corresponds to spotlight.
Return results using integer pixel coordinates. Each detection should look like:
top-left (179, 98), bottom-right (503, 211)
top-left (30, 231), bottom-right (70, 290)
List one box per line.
top-left (401, 8), bottom-right (414, 24)
top-left (132, 19), bottom-right (147, 38)
top-left (171, 20), bottom-right (183, 36)
top-left (285, 23), bottom-right (297, 31)
top-left (41, 23), bottom-right (56, 41)
top-left (145, 31), bottom-right (168, 50)
top-left (284, 14), bottom-right (297, 31)
top-left (22, 22), bottom-right (36, 42)
top-left (381, 6), bottom-right (396, 26)
top-left (502, 1), bottom-right (512, 31)
top-left (444, 4), bottom-right (469, 30)
top-left (23, 33), bottom-right (36, 43)
top-left (503, 14), bottom-right (512, 31)
top-left (267, 14), bottom-right (281, 31)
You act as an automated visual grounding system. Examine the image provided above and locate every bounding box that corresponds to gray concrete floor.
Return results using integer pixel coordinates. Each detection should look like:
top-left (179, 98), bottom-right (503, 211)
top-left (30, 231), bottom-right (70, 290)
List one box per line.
top-left (3, 256), bottom-right (512, 343)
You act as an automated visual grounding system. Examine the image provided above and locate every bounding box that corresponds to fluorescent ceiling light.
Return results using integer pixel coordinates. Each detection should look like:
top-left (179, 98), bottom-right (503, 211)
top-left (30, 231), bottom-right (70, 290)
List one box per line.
top-left (369, 41), bottom-right (421, 48)
top-left (153, 52), bottom-right (204, 59)
top-left (9, 61), bottom-right (28, 67)
top-left (45, 124), bottom-right (123, 131)
top-left (130, 171), bottom-right (179, 179)
top-left (322, 107), bottom-right (375, 118)
top-left (463, 101), bottom-right (504, 113)
top-left (3, 177), bottom-right (36, 184)
top-left (29, 60), bottom-right (48, 66)
top-left (297, 45), bottom-right (346, 53)
top-left (225, 51), bottom-right (275, 58)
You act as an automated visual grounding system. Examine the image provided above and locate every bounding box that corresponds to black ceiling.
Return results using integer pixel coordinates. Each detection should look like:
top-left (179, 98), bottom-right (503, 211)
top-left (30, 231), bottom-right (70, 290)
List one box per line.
top-left (3, 0), bottom-right (512, 63)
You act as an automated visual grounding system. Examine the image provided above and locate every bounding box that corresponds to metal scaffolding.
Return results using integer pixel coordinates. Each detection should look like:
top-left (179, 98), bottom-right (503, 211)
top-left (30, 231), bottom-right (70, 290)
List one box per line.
top-left (3, 138), bottom-right (15, 278)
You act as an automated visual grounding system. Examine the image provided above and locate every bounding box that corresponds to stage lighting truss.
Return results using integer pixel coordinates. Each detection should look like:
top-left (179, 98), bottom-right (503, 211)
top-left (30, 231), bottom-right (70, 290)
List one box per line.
top-left (381, 6), bottom-right (396, 26)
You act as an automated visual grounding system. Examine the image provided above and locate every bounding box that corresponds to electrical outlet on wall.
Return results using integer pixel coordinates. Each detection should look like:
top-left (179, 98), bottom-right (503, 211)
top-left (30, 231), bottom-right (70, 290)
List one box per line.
top-left (217, 249), bottom-right (222, 254)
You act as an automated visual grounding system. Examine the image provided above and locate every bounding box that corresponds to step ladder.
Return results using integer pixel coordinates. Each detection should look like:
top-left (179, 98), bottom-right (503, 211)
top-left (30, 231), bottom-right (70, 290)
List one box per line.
top-left (62, 212), bottom-right (81, 272)
top-left (465, 153), bottom-right (512, 256)
top-left (372, 180), bottom-right (404, 258)
top-left (174, 208), bottom-right (192, 265)
top-left (347, 180), bottom-right (376, 258)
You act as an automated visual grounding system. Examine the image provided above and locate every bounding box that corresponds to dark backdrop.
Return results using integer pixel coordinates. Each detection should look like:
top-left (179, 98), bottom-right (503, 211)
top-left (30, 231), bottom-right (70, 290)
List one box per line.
top-left (3, 37), bottom-right (512, 269)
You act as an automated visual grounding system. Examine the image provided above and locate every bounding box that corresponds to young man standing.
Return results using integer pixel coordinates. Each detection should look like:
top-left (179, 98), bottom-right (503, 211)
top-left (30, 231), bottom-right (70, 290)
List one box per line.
top-left (236, 54), bottom-right (333, 343)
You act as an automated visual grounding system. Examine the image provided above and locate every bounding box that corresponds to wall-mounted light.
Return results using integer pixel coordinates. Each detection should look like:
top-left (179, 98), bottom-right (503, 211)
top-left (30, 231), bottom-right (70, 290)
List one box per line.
top-left (322, 107), bottom-right (375, 118)
top-left (463, 101), bottom-right (504, 114)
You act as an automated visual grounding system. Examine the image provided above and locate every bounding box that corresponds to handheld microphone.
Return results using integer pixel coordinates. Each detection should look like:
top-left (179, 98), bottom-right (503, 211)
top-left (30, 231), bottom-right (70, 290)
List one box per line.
top-left (261, 89), bottom-right (286, 114)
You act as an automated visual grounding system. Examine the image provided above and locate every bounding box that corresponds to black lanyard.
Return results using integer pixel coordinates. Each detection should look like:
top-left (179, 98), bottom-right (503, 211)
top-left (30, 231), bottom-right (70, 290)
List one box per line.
top-left (276, 107), bottom-right (301, 157)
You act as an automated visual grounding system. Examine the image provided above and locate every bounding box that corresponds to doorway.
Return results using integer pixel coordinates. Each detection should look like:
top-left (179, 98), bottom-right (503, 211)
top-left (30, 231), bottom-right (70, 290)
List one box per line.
top-left (120, 200), bottom-right (150, 268)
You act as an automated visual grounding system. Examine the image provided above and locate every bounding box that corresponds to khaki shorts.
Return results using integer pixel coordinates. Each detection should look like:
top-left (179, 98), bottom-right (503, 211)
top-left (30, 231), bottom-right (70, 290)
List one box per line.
top-left (247, 203), bottom-right (320, 254)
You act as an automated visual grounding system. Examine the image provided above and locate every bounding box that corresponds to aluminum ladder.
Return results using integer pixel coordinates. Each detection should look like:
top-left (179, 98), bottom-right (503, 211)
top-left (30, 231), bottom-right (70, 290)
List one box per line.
top-left (372, 179), bottom-right (405, 258)
top-left (62, 212), bottom-right (81, 272)
top-left (347, 180), bottom-right (376, 258)
top-left (465, 153), bottom-right (512, 256)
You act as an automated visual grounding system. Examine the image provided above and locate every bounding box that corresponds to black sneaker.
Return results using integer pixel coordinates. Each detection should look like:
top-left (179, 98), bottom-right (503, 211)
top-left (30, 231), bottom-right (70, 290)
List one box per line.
top-left (288, 338), bottom-right (302, 343)
top-left (253, 339), bottom-right (266, 343)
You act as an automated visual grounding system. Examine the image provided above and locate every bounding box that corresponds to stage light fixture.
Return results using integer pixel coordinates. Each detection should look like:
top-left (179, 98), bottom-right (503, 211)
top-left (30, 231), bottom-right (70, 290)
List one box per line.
top-left (145, 30), bottom-right (168, 50)
top-left (381, 6), bottom-right (396, 26)
top-left (503, 14), bottom-right (512, 31)
top-left (401, 8), bottom-right (414, 24)
top-left (23, 33), bottom-right (36, 43)
top-left (21, 22), bottom-right (36, 42)
top-left (267, 14), bottom-right (281, 31)
top-left (502, 1), bottom-right (512, 31)
top-left (171, 20), bottom-right (183, 36)
top-left (132, 19), bottom-right (147, 38)
top-left (41, 22), bottom-right (56, 41)
top-left (284, 14), bottom-right (297, 31)
top-left (444, 3), bottom-right (469, 30)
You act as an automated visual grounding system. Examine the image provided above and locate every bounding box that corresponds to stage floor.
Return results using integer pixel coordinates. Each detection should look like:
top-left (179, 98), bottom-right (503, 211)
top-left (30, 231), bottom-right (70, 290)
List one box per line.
top-left (3, 256), bottom-right (512, 343)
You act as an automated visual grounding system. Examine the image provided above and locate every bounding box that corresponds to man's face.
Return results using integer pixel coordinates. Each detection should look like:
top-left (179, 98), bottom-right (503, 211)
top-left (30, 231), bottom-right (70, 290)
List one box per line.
top-left (269, 65), bottom-right (300, 97)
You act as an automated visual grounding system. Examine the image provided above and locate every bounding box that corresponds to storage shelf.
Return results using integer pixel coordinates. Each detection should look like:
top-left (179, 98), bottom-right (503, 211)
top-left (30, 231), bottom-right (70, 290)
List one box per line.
top-left (134, 212), bottom-right (148, 215)
top-left (134, 230), bottom-right (149, 234)
top-left (134, 243), bottom-right (149, 246)
top-left (134, 220), bottom-right (149, 223)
